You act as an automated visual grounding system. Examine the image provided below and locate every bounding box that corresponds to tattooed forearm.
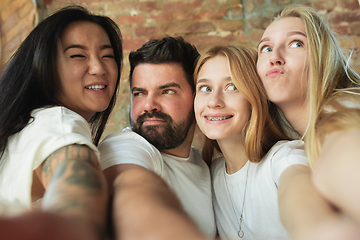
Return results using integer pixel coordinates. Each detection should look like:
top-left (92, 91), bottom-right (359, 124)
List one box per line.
top-left (40, 144), bottom-right (108, 240)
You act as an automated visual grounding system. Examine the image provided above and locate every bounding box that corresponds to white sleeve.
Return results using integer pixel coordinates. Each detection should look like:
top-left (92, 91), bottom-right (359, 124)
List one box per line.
top-left (98, 130), bottom-right (164, 175)
top-left (26, 107), bottom-right (99, 169)
top-left (270, 140), bottom-right (309, 186)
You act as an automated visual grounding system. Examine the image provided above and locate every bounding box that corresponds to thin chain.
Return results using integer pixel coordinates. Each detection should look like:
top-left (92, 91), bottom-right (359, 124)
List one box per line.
top-left (225, 163), bottom-right (250, 239)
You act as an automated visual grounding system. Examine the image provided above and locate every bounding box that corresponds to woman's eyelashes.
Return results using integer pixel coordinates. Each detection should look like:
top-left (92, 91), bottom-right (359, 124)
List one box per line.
top-left (259, 40), bottom-right (304, 53)
top-left (290, 40), bottom-right (304, 48)
top-left (197, 85), bottom-right (212, 92)
top-left (196, 83), bottom-right (237, 92)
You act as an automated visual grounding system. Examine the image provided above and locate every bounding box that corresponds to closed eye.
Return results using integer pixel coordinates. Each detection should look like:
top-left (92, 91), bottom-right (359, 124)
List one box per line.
top-left (70, 54), bottom-right (85, 58)
top-left (103, 54), bottom-right (115, 59)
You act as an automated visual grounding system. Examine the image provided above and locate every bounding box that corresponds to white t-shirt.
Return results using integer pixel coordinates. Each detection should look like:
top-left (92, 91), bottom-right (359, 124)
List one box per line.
top-left (212, 140), bottom-right (308, 240)
top-left (99, 127), bottom-right (216, 237)
top-left (0, 106), bottom-right (99, 215)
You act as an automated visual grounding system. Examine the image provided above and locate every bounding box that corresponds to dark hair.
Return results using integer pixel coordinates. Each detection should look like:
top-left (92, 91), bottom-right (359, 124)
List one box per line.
top-left (128, 36), bottom-right (199, 93)
top-left (0, 5), bottom-right (123, 158)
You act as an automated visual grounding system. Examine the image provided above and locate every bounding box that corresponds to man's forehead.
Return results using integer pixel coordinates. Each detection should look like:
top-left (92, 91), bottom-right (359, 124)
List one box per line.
top-left (132, 63), bottom-right (191, 90)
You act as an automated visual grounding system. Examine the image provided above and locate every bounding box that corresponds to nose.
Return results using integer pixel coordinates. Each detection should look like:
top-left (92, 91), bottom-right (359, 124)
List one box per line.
top-left (143, 93), bottom-right (161, 113)
top-left (208, 90), bottom-right (225, 108)
top-left (88, 57), bottom-right (106, 76)
top-left (269, 48), bottom-right (285, 66)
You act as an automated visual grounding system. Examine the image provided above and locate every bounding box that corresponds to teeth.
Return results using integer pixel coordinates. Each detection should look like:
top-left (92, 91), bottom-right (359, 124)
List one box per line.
top-left (206, 116), bottom-right (229, 121)
top-left (85, 85), bottom-right (106, 90)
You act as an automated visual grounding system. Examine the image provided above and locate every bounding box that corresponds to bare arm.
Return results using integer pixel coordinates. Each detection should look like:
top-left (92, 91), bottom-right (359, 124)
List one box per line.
top-left (104, 164), bottom-right (210, 240)
top-left (0, 211), bottom-right (97, 240)
top-left (35, 144), bottom-right (108, 240)
top-left (278, 164), bottom-right (360, 240)
top-left (313, 130), bottom-right (360, 225)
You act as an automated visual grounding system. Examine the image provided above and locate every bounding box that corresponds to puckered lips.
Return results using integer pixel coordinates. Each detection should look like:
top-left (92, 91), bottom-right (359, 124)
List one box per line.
top-left (266, 67), bottom-right (284, 78)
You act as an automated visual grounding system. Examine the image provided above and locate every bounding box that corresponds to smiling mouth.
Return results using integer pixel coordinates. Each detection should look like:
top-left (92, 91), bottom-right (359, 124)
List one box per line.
top-left (85, 85), bottom-right (106, 90)
top-left (206, 116), bottom-right (231, 121)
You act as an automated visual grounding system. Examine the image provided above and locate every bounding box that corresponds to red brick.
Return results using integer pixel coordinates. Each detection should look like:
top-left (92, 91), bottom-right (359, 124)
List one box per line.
top-left (350, 22), bottom-right (360, 35)
top-left (1, 13), bottom-right (19, 33)
top-left (139, 1), bottom-right (157, 12)
top-left (123, 38), bottom-right (147, 51)
top-left (332, 24), bottom-right (350, 36)
top-left (135, 26), bottom-right (162, 37)
top-left (151, 12), bottom-right (174, 22)
top-left (329, 11), bottom-right (360, 24)
top-left (216, 20), bottom-right (244, 32)
top-left (163, 0), bottom-right (201, 11)
top-left (163, 21), bottom-right (215, 35)
top-left (185, 34), bottom-right (237, 50)
top-left (313, 1), bottom-right (337, 11)
top-left (339, 0), bottom-right (360, 10)
top-left (118, 15), bottom-right (144, 25)
top-left (180, 8), bottom-right (228, 21)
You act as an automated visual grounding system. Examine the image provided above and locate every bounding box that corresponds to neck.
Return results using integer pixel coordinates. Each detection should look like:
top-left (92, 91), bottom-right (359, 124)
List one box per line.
top-left (217, 136), bottom-right (247, 174)
top-left (161, 123), bottom-right (195, 158)
top-left (279, 101), bottom-right (310, 137)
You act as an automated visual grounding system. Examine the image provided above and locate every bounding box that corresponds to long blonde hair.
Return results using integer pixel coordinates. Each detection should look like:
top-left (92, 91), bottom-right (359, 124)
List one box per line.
top-left (194, 45), bottom-right (287, 164)
top-left (271, 4), bottom-right (360, 167)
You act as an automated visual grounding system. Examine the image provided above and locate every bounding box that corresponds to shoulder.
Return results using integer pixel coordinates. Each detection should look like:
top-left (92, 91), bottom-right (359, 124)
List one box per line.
top-left (210, 155), bottom-right (225, 176)
top-left (98, 127), bottom-right (163, 171)
top-left (99, 127), bottom-right (157, 152)
top-left (268, 140), bottom-right (306, 160)
top-left (30, 106), bottom-right (89, 130)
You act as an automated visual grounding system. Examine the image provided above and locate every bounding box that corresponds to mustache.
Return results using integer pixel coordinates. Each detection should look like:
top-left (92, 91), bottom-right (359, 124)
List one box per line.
top-left (136, 111), bottom-right (173, 127)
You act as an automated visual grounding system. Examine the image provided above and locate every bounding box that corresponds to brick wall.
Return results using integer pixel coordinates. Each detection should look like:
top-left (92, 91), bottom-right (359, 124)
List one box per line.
top-left (0, 0), bottom-right (37, 69)
top-left (1, 0), bottom-right (360, 147)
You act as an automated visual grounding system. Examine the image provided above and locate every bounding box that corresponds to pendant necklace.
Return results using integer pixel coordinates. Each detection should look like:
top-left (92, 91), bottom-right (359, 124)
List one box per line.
top-left (225, 162), bottom-right (250, 238)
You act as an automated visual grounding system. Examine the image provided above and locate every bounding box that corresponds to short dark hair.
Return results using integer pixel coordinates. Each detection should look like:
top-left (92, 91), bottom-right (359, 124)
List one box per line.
top-left (128, 36), bottom-right (199, 93)
top-left (0, 5), bottom-right (123, 157)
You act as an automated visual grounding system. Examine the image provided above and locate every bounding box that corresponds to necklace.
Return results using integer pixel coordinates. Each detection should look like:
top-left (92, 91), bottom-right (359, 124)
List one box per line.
top-left (225, 162), bottom-right (250, 238)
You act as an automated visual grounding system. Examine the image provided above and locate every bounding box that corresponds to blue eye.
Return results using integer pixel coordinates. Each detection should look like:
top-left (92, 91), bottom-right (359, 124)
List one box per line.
top-left (290, 41), bottom-right (303, 48)
top-left (261, 46), bottom-right (272, 53)
top-left (227, 84), bottom-right (237, 91)
top-left (199, 86), bottom-right (211, 92)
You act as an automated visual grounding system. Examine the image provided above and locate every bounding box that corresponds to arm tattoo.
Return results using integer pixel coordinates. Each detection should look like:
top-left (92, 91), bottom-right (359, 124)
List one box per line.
top-left (41, 144), bottom-right (107, 239)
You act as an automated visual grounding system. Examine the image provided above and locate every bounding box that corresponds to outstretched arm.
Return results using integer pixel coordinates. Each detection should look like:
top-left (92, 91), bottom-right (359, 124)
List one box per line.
top-left (35, 144), bottom-right (108, 240)
top-left (313, 130), bottom-right (360, 225)
top-left (104, 164), bottom-right (211, 240)
top-left (278, 164), bottom-right (360, 240)
top-left (0, 210), bottom-right (97, 240)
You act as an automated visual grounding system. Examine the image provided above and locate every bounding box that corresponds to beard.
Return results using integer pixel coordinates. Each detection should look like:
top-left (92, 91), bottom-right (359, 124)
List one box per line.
top-left (130, 110), bottom-right (195, 151)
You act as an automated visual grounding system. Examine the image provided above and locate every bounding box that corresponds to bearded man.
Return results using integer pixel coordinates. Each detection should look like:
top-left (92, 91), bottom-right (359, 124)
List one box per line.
top-left (99, 37), bottom-right (216, 240)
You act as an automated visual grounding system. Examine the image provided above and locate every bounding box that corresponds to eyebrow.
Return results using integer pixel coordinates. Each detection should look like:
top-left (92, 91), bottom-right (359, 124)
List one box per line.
top-left (158, 82), bottom-right (181, 90)
top-left (131, 82), bottom-right (182, 93)
top-left (64, 44), bottom-right (113, 52)
top-left (258, 30), bottom-right (307, 48)
top-left (196, 76), bottom-right (232, 84)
